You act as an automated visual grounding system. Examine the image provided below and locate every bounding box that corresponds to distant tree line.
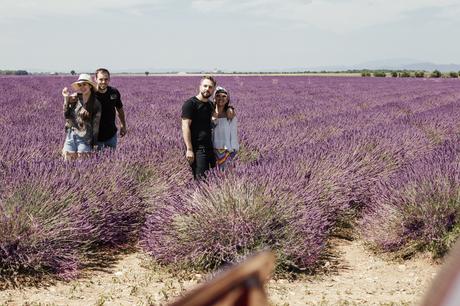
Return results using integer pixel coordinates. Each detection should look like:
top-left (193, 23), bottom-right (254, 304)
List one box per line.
top-left (3, 69), bottom-right (460, 78)
top-left (361, 69), bottom-right (460, 78)
top-left (0, 70), bottom-right (29, 75)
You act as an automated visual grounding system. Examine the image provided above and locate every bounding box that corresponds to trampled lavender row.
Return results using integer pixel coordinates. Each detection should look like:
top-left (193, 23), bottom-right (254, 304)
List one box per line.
top-left (1, 75), bottom-right (460, 284)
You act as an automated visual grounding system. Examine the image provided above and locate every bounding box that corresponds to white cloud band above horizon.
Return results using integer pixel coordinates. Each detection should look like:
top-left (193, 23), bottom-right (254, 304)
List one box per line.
top-left (191, 0), bottom-right (460, 32)
top-left (3, 0), bottom-right (460, 33)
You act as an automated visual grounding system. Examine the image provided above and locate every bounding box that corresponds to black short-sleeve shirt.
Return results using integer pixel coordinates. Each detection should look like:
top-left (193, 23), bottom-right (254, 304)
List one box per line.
top-left (95, 86), bottom-right (123, 141)
top-left (181, 97), bottom-right (213, 148)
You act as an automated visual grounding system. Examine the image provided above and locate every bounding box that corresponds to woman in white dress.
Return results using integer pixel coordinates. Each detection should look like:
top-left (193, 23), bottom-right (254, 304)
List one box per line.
top-left (212, 86), bottom-right (239, 169)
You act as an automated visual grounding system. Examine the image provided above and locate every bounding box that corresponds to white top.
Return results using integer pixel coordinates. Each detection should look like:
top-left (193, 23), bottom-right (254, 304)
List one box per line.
top-left (213, 117), bottom-right (239, 151)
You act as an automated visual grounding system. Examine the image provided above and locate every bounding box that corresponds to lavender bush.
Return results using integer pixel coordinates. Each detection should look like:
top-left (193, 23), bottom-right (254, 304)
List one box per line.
top-left (0, 161), bottom-right (95, 283)
top-left (360, 139), bottom-right (460, 258)
top-left (141, 162), bottom-right (334, 272)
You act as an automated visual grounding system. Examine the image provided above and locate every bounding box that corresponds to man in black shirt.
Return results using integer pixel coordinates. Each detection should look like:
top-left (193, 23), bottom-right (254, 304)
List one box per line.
top-left (94, 68), bottom-right (127, 150)
top-left (181, 76), bottom-right (217, 179)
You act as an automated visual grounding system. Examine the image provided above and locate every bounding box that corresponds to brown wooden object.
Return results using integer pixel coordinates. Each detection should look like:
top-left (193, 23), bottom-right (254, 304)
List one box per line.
top-left (169, 251), bottom-right (275, 306)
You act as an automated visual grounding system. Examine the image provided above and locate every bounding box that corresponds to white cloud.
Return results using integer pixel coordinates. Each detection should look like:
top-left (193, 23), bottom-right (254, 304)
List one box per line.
top-left (4, 0), bottom-right (458, 30)
top-left (0, 0), bottom-right (164, 20)
top-left (190, 0), bottom-right (229, 11)
top-left (191, 0), bottom-right (460, 32)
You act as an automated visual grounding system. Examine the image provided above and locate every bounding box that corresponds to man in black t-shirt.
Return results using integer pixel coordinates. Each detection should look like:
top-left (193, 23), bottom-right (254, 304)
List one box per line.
top-left (181, 76), bottom-right (217, 179)
top-left (94, 68), bottom-right (127, 150)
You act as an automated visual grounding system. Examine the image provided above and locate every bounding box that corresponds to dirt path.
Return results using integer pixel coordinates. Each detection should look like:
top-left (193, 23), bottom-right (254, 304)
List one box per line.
top-left (0, 240), bottom-right (441, 306)
top-left (268, 240), bottom-right (440, 305)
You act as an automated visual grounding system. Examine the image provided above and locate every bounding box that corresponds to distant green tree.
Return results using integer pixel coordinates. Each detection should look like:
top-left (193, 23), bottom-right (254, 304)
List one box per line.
top-left (145, 71), bottom-right (149, 76)
top-left (391, 71), bottom-right (398, 77)
top-left (414, 71), bottom-right (425, 78)
top-left (361, 71), bottom-right (371, 77)
top-left (400, 71), bottom-right (411, 78)
top-left (70, 70), bottom-right (76, 76)
top-left (449, 71), bottom-right (458, 78)
top-left (14, 70), bottom-right (28, 75)
top-left (430, 70), bottom-right (442, 78)
top-left (373, 71), bottom-right (386, 77)
top-left (0, 69), bottom-right (28, 75)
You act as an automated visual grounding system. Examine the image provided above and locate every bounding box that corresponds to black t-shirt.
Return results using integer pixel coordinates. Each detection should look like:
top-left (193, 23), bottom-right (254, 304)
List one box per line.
top-left (181, 97), bottom-right (213, 148)
top-left (95, 86), bottom-right (123, 141)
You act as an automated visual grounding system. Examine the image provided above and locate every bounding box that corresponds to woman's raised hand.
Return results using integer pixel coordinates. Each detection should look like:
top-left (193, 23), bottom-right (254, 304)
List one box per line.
top-left (62, 87), bottom-right (70, 97)
top-left (62, 87), bottom-right (78, 103)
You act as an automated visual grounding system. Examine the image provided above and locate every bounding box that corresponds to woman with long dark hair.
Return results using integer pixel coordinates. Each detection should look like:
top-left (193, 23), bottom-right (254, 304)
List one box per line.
top-left (212, 86), bottom-right (239, 169)
top-left (61, 74), bottom-right (101, 160)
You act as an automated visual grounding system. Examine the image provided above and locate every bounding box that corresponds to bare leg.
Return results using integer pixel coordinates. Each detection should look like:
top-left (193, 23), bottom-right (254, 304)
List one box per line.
top-left (63, 151), bottom-right (78, 161)
top-left (78, 152), bottom-right (92, 159)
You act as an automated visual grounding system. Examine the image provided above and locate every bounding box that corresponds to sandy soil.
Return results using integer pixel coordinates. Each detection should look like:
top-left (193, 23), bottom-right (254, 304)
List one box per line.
top-left (0, 240), bottom-right (440, 306)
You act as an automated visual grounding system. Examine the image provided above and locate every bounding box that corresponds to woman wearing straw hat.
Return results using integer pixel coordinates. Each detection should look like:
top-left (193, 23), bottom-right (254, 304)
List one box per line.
top-left (61, 73), bottom-right (102, 160)
top-left (211, 86), bottom-right (239, 169)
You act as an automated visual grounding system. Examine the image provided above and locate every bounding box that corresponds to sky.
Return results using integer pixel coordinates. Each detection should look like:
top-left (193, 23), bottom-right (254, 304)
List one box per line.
top-left (1, 0), bottom-right (460, 72)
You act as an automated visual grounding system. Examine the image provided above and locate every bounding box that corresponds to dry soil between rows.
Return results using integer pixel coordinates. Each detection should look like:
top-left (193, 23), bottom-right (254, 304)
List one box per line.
top-left (0, 239), bottom-right (441, 306)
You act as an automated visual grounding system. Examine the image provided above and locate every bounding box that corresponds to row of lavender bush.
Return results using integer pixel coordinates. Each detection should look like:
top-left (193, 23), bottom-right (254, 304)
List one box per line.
top-left (1, 75), bottom-right (460, 284)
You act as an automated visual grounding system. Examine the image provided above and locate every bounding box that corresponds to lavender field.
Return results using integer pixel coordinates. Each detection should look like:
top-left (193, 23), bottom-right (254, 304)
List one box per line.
top-left (1, 75), bottom-right (460, 286)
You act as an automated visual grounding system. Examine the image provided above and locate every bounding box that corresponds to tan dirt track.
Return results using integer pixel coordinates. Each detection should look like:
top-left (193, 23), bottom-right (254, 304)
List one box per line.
top-left (0, 239), bottom-right (440, 306)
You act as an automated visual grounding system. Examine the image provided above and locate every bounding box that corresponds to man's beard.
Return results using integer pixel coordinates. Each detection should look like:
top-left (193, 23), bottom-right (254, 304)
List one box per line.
top-left (201, 91), bottom-right (211, 98)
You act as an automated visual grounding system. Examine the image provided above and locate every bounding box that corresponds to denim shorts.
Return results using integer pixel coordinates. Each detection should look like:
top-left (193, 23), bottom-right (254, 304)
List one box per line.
top-left (63, 129), bottom-right (92, 153)
top-left (96, 133), bottom-right (117, 150)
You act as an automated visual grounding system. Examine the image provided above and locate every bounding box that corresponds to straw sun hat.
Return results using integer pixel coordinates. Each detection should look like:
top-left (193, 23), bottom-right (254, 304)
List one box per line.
top-left (71, 73), bottom-right (97, 91)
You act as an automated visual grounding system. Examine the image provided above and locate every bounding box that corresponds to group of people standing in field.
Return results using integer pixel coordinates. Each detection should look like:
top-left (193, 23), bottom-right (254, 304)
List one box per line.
top-left (61, 68), bottom-right (127, 160)
top-left (181, 76), bottom-right (239, 179)
top-left (62, 73), bottom-right (238, 180)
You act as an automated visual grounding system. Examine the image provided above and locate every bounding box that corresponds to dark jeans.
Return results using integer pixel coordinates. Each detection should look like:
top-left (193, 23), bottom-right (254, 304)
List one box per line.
top-left (191, 145), bottom-right (216, 180)
top-left (96, 133), bottom-right (117, 151)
